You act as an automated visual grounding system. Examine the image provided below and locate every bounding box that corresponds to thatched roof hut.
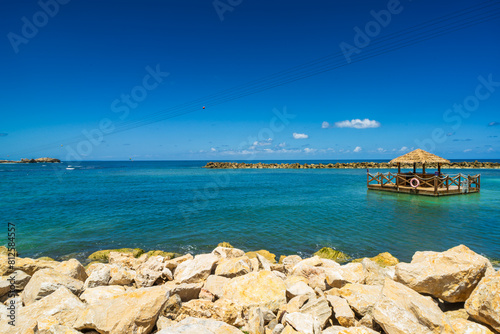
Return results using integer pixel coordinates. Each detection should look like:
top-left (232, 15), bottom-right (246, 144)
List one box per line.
top-left (390, 149), bottom-right (450, 174)
top-left (390, 149), bottom-right (450, 164)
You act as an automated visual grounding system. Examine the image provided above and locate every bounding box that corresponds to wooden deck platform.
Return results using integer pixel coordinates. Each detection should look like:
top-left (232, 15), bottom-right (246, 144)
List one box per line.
top-left (367, 183), bottom-right (479, 196)
top-left (367, 172), bottom-right (480, 197)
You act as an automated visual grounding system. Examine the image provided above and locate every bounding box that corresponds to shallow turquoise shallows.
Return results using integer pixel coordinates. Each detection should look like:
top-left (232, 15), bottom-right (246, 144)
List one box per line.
top-left (1, 160), bottom-right (499, 263)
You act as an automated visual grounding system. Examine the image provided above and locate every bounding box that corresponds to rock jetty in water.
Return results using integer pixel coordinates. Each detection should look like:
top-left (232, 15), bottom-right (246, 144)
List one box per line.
top-left (204, 161), bottom-right (500, 169)
top-left (0, 157), bottom-right (61, 164)
top-left (1, 244), bottom-right (499, 333)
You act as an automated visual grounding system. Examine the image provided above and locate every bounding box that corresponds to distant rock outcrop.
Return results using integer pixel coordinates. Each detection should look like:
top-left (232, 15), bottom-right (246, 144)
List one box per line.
top-left (0, 157), bottom-right (61, 163)
top-left (204, 161), bottom-right (500, 169)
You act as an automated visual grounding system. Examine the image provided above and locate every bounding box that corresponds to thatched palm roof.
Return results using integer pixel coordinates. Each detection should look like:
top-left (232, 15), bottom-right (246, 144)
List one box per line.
top-left (390, 149), bottom-right (450, 164)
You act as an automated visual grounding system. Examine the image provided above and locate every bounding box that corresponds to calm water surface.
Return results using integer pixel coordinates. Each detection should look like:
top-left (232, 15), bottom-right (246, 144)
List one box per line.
top-left (1, 160), bottom-right (499, 263)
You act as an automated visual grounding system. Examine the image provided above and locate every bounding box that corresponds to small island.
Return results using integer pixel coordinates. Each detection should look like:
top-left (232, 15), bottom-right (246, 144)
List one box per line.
top-left (0, 157), bottom-right (61, 164)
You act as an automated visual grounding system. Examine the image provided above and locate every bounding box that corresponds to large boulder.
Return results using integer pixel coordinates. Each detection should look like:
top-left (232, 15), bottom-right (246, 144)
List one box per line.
top-left (441, 317), bottom-right (494, 334)
top-left (22, 268), bottom-right (84, 305)
top-left (465, 271), bottom-right (500, 332)
top-left (0, 286), bottom-right (85, 334)
top-left (87, 248), bottom-right (144, 262)
top-left (222, 270), bottom-right (286, 312)
top-left (372, 278), bottom-right (444, 334)
top-left (202, 275), bottom-right (230, 299)
top-left (395, 245), bottom-right (493, 303)
top-left (164, 282), bottom-right (203, 302)
top-left (212, 247), bottom-right (245, 259)
top-left (298, 296), bottom-right (332, 329)
top-left (174, 254), bottom-right (218, 284)
top-left (74, 285), bottom-right (169, 334)
top-left (245, 250), bottom-right (277, 264)
top-left (336, 283), bottom-right (382, 316)
top-left (174, 298), bottom-right (244, 327)
top-left (352, 252), bottom-right (399, 267)
top-left (283, 312), bottom-right (317, 334)
top-left (54, 259), bottom-right (87, 282)
top-left (0, 255), bottom-right (58, 276)
top-left (326, 295), bottom-right (356, 327)
top-left (214, 256), bottom-right (251, 278)
top-left (109, 251), bottom-right (142, 269)
top-left (84, 263), bottom-right (112, 288)
top-left (109, 265), bottom-right (135, 285)
top-left (135, 255), bottom-right (167, 287)
top-left (79, 285), bottom-right (127, 304)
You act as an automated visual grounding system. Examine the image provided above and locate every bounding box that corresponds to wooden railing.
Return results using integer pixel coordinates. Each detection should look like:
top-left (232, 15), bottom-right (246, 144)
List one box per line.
top-left (367, 172), bottom-right (480, 194)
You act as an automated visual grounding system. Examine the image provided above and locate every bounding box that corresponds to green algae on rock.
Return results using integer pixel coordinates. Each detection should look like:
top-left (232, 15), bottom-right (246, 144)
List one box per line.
top-left (88, 248), bottom-right (144, 262)
top-left (145, 250), bottom-right (179, 259)
top-left (218, 242), bottom-right (234, 248)
top-left (314, 247), bottom-right (351, 263)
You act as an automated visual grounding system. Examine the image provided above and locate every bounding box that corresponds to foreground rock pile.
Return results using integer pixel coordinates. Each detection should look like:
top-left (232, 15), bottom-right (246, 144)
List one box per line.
top-left (204, 161), bottom-right (500, 169)
top-left (0, 244), bottom-right (499, 333)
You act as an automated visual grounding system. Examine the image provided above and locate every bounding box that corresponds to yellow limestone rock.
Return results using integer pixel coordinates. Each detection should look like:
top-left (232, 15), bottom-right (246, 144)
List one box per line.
top-left (395, 245), bottom-right (493, 303)
top-left (0, 286), bottom-right (85, 334)
top-left (215, 256), bottom-right (252, 278)
top-left (74, 285), bottom-right (168, 334)
top-left (87, 248), bottom-right (144, 262)
top-left (223, 270), bottom-right (286, 312)
top-left (371, 278), bottom-right (444, 334)
top-left (338, 283), bottom-right (382, 316)
top-left (174, 254), bottom-right (219, 284)
top-left (352, 252), bottom-right (399, 267)
top-left (465, 271), bottom-right (500, 332)
top-left (0, 255), bottom-right (58, 275)
top-left (441, 317), bottom-right (494, 334)
top-left (246, 250), bottom-right (277, 264)
top-left (22, 268), bottom-right (84, 305)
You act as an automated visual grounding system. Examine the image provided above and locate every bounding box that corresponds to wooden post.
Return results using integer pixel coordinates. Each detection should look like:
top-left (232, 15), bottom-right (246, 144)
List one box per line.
top-left (413, 162), bottom-right (416, 174)
top-left (396, 166), bottom-right (400, 190)
top-left (478, 175), bottom-right (480, 191)
top-left (446, 176), bottom-right (449, 191)
top-left (434, 176), bottom-right (438, 196)
top-left (458, 175), bottom-right (461, 193)
top-left (422, 163), bottom-right (426, 175)
top-left (438, 163), bottom-right (441, 175)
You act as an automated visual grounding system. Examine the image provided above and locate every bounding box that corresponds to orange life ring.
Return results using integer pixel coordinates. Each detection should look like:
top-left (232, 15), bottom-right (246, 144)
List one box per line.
top-left (410, 178), bottom-right (420, 188)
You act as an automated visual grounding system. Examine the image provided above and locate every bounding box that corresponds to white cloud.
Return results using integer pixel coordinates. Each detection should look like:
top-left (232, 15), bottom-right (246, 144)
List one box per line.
top-left (253, 138), bottom-right (272, 146)
top-left (354, 146), bottom-right (362, 153)
top-left (487, 147), bottom-right (494, 152)
top-left (321, 121), bottom-right (332, 129)
top-left (377, 148), bottom-right (386, 153)
top-left (278, 142), bottom-right (286, 148)
top-left (210, 147), bottom-right (217, 152)
top-left (293, 133), bottom-right (309, 139)
top-left (399, 146), bottom-right (409, 152)
top-left (334, 118), bottom-right (381, 129)
top-left (303, 148), bottom-right (317, 153)
top-left (463, 149), bottom-right (472, 153)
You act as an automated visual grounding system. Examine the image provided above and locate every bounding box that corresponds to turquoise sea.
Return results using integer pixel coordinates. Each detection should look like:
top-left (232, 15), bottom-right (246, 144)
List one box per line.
top-left (1, 160), bottom-right (499, 263)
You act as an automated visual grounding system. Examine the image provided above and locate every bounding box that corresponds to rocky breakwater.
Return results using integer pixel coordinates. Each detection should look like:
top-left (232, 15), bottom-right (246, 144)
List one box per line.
top-left (204, 161), bottom-right (500, 169)
top-left (0, 244), bottom-right (499, 333)
top-left (0, 157), bottom-right (61, 164)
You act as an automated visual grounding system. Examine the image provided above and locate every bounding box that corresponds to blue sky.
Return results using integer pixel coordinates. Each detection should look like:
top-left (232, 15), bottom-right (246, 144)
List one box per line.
top-left (1, 0), bottom-right (499, 161)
